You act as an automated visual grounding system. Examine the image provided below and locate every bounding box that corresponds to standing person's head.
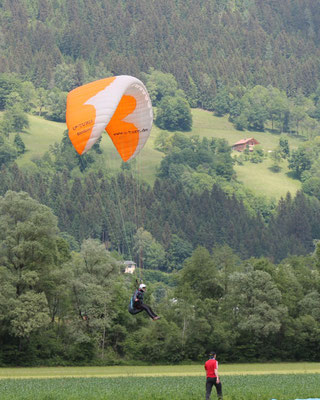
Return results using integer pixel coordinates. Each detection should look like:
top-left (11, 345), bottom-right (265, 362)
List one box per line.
top-left (139, 283), bottom-right (146, 292)
top-left (209, 351), bottom-right (216, 359)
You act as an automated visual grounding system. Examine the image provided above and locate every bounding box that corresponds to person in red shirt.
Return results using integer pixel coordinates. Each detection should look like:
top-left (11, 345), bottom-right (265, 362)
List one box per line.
top-left (204, 351), bottom-right (223, 400)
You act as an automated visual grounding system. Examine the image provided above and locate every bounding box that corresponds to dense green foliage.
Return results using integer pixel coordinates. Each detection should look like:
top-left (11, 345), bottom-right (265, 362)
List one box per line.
top-left (1, 188), bottom-right (320, 366)
top-left (157, 133), bottom-right (234, 182)
top-left (2, 148), bottom-right (320, 264)
top-left (1, 0), bottom-right (320, 106)
top-left (155, 96), bottom-right (192, 131)
top-left (1, 0), bottom-right (320, 368)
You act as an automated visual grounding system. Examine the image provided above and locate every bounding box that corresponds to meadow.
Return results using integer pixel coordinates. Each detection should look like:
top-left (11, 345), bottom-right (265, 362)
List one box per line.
top-left (16, 110), bottom-right (303, 199)
top-left (0, 364), bottom-right (320, 400)
top-left (234, 157), bottom-right (301, 200)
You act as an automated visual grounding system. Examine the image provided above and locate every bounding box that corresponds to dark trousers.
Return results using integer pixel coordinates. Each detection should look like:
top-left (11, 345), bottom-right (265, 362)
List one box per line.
top-left (206, 377), bottom-right (222, 400)
top-left (134, 304), bottom-right (157, 319)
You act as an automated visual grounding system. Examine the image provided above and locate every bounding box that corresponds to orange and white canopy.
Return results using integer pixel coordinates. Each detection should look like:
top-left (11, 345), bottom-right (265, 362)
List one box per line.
top-left (66, 75), bottom-right (153, 162)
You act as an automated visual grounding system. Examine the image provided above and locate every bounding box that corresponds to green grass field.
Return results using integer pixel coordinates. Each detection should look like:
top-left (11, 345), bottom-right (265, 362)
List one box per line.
top-left (1, 362), bottom-right (320, 379)
top-left (17, 114), bottom-right (164, 184)
top-left (191, 109), bottom-right (302, 149)
top-left (17, 115), bottom-right (66, 167)
top-left (0, 364), bottom-right (319, 400)
top-left (234, 158), bottom-right (301, 200)
top-left (16, 110), bottom-right (303, 198)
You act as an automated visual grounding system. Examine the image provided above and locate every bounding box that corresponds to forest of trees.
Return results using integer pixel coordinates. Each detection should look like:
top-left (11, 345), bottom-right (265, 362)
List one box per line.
top-left (1, 0), bottom-right (320, 366)
top-left (1, 125), bottom-right (320, 365)
top-left (2, 131), bottom-right (320, 265)
top-left (1, 190), bottom-right (320, 366)
top-left (1, 0), bottom-right (320, 109)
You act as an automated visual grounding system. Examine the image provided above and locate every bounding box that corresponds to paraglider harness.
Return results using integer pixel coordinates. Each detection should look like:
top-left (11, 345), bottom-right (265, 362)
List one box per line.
top-left (128, 279), bottom-right (144, 315)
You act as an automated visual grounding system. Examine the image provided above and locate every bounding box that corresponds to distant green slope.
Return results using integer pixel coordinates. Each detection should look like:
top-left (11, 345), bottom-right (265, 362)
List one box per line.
top-left (17, 115), bottom-right (66, 167)
top-left (191, 109), bottom-right (302, 151)
top-left (235, 159), bottom-right (301, 200)
top-left (17, 110), bottom-right (302, 199)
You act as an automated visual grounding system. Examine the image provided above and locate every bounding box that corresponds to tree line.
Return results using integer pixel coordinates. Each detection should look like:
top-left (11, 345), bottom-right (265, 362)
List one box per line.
top-left (1, 114), bottom-right (320, 364)
top-left (1, 191), bottom-right (320, 366)
top-left (1, 0), bottom-right (320, 367)
top-left (1, 0), bottom-right (320, 109)
top-left (214, 84), bottom-right (320, 137)
top-left (1, 136), bottom-right (320, 266)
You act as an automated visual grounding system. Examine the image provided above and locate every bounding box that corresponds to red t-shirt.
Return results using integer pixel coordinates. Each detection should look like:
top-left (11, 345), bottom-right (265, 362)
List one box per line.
top-left (204, 358), bottom-right (218, 378)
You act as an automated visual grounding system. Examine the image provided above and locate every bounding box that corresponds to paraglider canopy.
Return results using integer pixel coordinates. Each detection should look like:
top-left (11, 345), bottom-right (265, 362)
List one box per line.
top-left (66, 75), bottom-right (153, 162)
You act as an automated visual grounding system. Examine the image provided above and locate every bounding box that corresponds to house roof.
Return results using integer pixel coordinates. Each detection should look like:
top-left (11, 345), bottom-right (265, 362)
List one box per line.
top-left (124, 260), bottom-right (136, 265)
top-left (233, 138), bottom-right (259, 146)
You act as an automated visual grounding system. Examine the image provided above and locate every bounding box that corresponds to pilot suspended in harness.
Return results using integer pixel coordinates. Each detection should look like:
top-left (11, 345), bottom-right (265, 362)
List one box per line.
top-left (128, 284), bottom-right (160, 320)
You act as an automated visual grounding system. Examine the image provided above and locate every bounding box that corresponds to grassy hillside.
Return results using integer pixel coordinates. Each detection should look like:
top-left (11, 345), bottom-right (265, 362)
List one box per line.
top-left (191, 109), bottom-right (302, 150)
top-left (17, 115), bottom-right (66, 167)
top-left (16, 114), bottom-right (163, 184)
top-left (181, 109), bottom-right (302, 199)
top-left (16, 109), bottom-right (302, 199)
top-left (235, 159), bottom-right (301, 200)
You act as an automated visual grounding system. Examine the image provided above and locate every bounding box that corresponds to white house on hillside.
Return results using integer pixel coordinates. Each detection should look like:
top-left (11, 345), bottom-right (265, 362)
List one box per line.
top-left (124, 261), bottom-right (136, 274)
